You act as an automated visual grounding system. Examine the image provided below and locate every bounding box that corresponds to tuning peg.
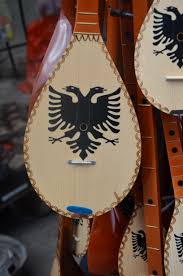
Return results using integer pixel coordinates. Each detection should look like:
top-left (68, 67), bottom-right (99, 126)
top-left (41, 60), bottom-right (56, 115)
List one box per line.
top-left (110, 8), bottom-right (133, 18)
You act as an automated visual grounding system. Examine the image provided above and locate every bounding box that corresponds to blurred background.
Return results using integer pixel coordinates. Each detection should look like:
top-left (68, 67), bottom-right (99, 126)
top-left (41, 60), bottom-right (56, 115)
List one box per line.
top-left (0, 1), bottom-right (61, 275)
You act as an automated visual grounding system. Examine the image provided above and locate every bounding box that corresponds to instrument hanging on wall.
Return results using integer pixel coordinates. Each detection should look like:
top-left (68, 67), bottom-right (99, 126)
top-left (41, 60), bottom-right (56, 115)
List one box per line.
top-left (162, 113), bottom-right (183, 276)
top-left (135, 0), bottom-right (183, 115)
top-left (24, 0), bottom-right (141, 218)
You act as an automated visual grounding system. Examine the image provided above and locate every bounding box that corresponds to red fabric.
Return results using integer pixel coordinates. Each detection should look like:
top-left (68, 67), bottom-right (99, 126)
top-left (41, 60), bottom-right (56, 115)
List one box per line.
top-left (19, 16), bottom-right (58, 94)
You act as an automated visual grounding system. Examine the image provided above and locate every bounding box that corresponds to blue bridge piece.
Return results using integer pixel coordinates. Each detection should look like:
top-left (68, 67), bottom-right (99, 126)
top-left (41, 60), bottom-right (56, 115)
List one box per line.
top-left (66, 206), bottom-right (93, 216)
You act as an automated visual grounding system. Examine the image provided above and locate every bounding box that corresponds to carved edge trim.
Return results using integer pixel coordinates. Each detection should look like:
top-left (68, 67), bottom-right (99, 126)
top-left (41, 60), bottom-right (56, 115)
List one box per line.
top-left (24, 33), bottom-right (141, 218)
top-left (118, 204), bottom-right (143, 276)
top-left (74, 219), bottom-right (91, 257)
top-left (134, 0), bottom-right (170, 114)
top-left (164, 198), bottom-right (181, 276)
top-left (24, 36), bottom-right (76, 218)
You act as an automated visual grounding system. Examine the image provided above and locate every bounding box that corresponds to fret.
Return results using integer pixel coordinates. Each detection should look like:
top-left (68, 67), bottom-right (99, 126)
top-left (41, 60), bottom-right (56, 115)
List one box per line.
top-left (144, 203), bottom-right (157, 207)
top-left (146, 225), bottom-right (159, 229)
top-left (76, 22), bottom-right (98, 25)
top-left (78, 12), bottom-right (98, 15)
top-left (147, 247), bottom-right (160, 251)
top-left (74, 0), bottom-right (100, 34)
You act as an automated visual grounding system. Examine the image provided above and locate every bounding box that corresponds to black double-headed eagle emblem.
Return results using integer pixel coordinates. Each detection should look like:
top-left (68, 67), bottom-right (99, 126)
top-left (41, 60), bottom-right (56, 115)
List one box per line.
top-left (132, 230), bottom-right (147, 262)
top-left (174, 233), bottom-right (183, 263)
top-left (48, 85), bottom-right (120, 160)
top-left (153, 6), bottom-right (183, 68)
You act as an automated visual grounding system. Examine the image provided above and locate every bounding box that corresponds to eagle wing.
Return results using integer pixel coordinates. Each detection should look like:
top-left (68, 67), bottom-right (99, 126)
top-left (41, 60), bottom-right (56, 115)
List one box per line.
top-left (174, 234), bottom-right (183, 259)
top-left (91, 87), bottom-right (121, 133)
top-left (132, 231), bottom-right (147, 261)
top-left (132, 231), bottom-right (143, 255)
top-left (48, 85), bottom-right (78, 132)
top-left (153, 8), bottom-right (176, 46)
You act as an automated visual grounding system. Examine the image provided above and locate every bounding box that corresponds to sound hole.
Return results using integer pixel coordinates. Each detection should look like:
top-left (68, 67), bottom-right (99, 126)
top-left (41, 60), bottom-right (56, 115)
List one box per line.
top-left (148, 199), bottom-right (153, 204)
top-left (169, 130), bottom-right (175, 136)
top-left (172, 147), bottom-right (178, 153)
top-left (79, 123), bottom-right (88, 132)
top-left (178, 180), bottom-right (183, 187)
top-left (177, 32), bottom-right (183, 42)
top-left (152, 271), bottom-right (158, 275)
top-left (142, 98), bottom-right (148, 104)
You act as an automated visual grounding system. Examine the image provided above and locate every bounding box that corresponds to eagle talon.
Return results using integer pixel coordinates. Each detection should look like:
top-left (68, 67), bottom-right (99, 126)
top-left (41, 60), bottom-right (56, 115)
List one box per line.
top-left (49, 137), bottom-right (63, 144)
top-left (153, 49), bottom-right (164, 56)
top-left (105, 138), bottom-right (119, 145)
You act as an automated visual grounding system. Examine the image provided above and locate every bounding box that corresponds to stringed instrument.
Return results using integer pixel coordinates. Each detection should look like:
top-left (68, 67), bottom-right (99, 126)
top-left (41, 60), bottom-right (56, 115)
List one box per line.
top-left (135, 0), bottom-right (183, 114)
top-left (119, 0), bottom-right (165, 275)
top-left (117, 1), bottom-right (148, 275)
top-left (87, 2), bottom-right (131, 275)
top-left (162, 113), bottom-right (183, 276)
top-left (24, 0), bottom-right (141, 218)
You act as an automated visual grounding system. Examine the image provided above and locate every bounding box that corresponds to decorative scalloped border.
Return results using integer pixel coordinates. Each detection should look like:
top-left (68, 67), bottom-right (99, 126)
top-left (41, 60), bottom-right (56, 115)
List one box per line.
top-left (55, 217), bottom-right (90, 269)
top-left (134, 0), bottom-right (170, 114)
top-left (24, 33), bottom-right (141, 218)
top-left (118, 204), bottom-right (143, 276)
top-left (73, 218), bottom-right (91, 257)
top-left (164, 198), bottom-right (181, 275)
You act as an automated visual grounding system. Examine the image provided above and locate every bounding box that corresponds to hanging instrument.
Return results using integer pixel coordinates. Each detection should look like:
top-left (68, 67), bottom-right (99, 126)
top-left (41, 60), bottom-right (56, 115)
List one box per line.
top-left (135, 0), bottom-right (183, 115)
top-left (24, 0), bottom-right (141, 218)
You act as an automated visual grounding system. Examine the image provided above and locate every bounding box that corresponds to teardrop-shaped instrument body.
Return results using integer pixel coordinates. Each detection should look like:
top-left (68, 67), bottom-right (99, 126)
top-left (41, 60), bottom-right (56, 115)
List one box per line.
top-left (118, 205), bottom-right (148, 276)
top-left (24, 1), bottom-right (141, 218)
top-left (135, 0), bottom-right (183, 114)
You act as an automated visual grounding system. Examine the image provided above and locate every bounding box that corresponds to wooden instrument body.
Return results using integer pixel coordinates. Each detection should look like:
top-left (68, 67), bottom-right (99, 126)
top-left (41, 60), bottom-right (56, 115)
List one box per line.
top-left (118, 204), bottom-right (148, 276)
top-left (162, 113), bottom-right (183, 276)
top-left (117, 2), bottom-right (148, 275)
top-left (72, 218), bottom-right (90, 257)
top-left (55, 217), bottom-right (85, 276)
top-left (135, 0), bottom-right (183, 113)
top-left (88, 208), bottom-right (127, 275)
top-left (24, 0), bottom-right (141, 218)
top-left (88, 2), bottom-right (132, 275)
top-left (134, 0), bottom-right (165, 274)
top-left (118, 0), bottom-right (165, 275)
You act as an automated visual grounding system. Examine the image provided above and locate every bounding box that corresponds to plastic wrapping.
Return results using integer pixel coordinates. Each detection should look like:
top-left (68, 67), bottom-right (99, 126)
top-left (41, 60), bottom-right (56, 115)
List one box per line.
top-left (32, 13), bottom-right (72, 97)
top-left (28, 13), bottom-right (72, 111)
top-left (19, 15), bottom-right (58, 95)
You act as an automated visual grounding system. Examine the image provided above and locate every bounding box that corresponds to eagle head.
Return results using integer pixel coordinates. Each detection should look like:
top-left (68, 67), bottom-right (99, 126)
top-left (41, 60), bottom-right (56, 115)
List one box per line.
top-left (90, 87), bottom-right (106, 93)
top-left (64, 86), bottom-right (79, 93)
top-left (89, 87), bottom-right (107, 96)
top-left (138, 230), bottom-right (145, 238)
top-left (166, 6), bottom-right (178, 13)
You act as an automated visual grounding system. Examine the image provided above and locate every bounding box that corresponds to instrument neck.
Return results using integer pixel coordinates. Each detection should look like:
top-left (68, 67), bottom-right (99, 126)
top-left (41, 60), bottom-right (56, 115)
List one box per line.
top-left (74, 0), bottom-right (100, 34)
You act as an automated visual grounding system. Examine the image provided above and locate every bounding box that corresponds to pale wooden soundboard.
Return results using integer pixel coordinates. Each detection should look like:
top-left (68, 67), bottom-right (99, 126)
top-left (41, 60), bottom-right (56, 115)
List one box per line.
top-left (118, 205), bottom-right (148, 276)
top-left (135, 0), bottom-right (183, 113)
top-left (24, 34), bottom-right (141, 218)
